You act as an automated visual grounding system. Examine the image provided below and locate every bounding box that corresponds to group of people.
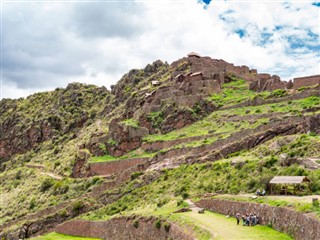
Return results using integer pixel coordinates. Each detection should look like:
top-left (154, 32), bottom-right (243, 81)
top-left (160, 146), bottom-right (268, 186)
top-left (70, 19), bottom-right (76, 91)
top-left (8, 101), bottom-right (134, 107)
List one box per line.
top-left (256, 189), bottom-right (266, 196)
top-left (236, 213), bottom-right (259, 226)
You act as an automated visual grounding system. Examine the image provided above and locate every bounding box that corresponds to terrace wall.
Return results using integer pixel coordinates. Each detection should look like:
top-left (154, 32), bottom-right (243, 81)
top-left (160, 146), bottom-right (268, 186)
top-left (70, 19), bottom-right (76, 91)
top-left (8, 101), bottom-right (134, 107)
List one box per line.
top-left (197, 198), bottom-right (320, 240)
top-left (55, 217), bottom-right (195, 240)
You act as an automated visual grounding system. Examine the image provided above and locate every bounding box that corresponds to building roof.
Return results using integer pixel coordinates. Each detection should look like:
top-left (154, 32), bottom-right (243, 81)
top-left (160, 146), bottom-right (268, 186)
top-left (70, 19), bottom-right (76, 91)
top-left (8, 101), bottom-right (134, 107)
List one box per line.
top-left (190, 72), bottom-right (202, 77)
top-left (187, 52), bottom-right (201, 58)
top-left (174, 73), bottom-right (184, 79)
top-left (151, 80), bottom-right (160, 85)
top-left (270, 176), bottom-right (311, 184)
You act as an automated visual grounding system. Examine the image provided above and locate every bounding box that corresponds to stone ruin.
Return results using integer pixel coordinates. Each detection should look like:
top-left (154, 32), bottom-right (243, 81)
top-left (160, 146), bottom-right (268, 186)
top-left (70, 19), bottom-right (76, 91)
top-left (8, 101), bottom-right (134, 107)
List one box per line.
top-left (142, 52), bottom-right (319, 114)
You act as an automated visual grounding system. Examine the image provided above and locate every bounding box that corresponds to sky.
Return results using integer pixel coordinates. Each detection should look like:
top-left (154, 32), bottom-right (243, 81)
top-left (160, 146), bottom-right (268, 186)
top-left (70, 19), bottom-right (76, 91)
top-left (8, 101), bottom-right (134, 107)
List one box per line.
top-left (0, 0), bottom-right (319, 99)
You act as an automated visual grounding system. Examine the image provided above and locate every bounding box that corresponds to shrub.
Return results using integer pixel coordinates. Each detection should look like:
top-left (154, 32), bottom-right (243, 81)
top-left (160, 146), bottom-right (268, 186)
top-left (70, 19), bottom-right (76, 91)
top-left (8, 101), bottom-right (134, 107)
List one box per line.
top-left (154, 220), bottom-right (161, 229)
top-left (312, 199), bottom-right (319, 208)
top-left (15, 170), bottom-right (22, 180)
top-left (181, 192), bottom-right (189, 199)
top-left (133, 220), bottom-right (139, 228)
top-left (263, 156), bottom-right (278, 168)
top-left (163, 222), bottom-right (171, 232)
top-left (60, 209), bottom-right (68, 217)
top-left (53, 181), bottom-right (69, 195)
top-left (272, 89), bottom-right (287, 97)
top-left (157, 197), bottom-right (169, 208)
top-left (72, 201), bottom-right (85, 212)
top-left (131, 171), bottom-right (143, 181)
top-left (29, 197), bottom-right (36, 210)
top-left (147, 111), bottom-right (164, 128)
top-left (40, 178), bottom-right (54, 192)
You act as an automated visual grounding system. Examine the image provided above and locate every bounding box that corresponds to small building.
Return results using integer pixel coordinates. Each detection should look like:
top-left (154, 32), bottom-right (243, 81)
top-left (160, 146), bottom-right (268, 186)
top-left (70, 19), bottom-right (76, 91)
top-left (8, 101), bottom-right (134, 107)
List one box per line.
top-left (175, 73), bottom-right (185, 83)
top-left (151, 80), bottom-right (160, 86)
top-left (269, 176), bottom-right (312, 195)
top-left (145, 90), bottom-right (156, 98)
top-left (190, 72), bottom-right (203, 81)
top-left (187, 52), bottom-right (201, 58)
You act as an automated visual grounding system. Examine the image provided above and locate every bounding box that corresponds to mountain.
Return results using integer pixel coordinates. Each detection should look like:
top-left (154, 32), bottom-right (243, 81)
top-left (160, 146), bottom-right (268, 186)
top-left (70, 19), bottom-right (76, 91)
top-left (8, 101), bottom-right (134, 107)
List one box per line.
top-left (1, 53), bottom-right (319, 240)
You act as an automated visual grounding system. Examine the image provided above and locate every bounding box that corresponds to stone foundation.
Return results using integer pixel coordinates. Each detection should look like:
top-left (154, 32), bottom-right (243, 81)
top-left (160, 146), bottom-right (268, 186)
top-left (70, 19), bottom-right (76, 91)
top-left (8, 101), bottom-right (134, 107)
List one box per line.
top-left (197, 198), bottom-right (320, 240)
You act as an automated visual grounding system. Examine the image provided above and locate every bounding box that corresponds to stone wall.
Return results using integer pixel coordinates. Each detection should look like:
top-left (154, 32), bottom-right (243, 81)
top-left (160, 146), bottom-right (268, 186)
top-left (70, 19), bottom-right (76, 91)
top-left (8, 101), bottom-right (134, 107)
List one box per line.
top-left (293, 75), bottom-right (320, 89)
top-left (55, 217), bottom-right (195, 240)
top-left (88, 157), bottom-right (149, 176)
top-left (197, 198), bottom-right (320, 240)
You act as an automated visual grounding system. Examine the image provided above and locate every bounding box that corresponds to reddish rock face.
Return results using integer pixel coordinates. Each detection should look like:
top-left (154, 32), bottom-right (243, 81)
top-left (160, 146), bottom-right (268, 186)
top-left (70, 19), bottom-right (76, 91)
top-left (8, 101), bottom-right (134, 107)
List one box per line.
top-left (106, 118), bottom-right (149, 157)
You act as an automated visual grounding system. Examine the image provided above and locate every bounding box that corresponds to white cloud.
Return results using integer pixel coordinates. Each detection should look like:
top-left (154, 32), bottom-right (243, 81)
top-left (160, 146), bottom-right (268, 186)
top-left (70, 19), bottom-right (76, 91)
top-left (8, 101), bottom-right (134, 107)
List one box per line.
top-left (1, 1), bottom-right (319, 99)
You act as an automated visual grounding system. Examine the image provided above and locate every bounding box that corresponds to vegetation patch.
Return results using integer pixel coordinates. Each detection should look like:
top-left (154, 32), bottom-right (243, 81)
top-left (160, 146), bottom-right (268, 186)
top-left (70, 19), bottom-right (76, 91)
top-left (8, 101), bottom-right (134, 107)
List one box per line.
top-left (31, 232), bottom-right (102, 240)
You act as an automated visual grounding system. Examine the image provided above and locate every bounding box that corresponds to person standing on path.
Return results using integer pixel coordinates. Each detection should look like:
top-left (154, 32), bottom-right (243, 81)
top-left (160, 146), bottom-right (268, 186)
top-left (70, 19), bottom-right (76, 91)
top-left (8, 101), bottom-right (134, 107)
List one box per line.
top-left (236, 213), bottom-right (240, 225)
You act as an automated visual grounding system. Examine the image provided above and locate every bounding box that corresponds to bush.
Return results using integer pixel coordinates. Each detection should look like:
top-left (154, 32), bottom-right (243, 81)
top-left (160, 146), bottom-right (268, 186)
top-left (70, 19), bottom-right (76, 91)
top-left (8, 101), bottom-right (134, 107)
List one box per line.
top-left (133, 220), bottom-right (139, 228)
top-left (131, 171), bottom-right (143, 181)
top-left (60, 209), bottom-right (68, 217)
top-left (29, 197), bottom-right (36, 210)
top-left (53, 181), bottom-right (69, 195)
top-left (40, 178), bottom-right (54, 192)
top-left (272, 89), bottom-right (287, 97)
top-left (263, 156), bottom-right (278, 168)
top-left (72, 201), bottom-right (85, 212)
top-left (163, 222), bottom-right (171, 232)
top-left (154, 220), bottom-right (161, 229)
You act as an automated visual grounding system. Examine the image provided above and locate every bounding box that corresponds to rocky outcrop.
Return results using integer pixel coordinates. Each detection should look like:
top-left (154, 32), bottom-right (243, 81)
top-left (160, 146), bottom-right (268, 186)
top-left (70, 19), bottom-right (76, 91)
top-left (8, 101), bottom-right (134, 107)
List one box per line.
top-left (55, 217), bottom-right (195, 240)
top-left (249, 74), bottom-right (287, 92)
top-left (106, 118), bottom-right (149, 157)
top-left (0, 83), bottom-right (110, 163)
top-left (197, 198), bottom-right (320, 240)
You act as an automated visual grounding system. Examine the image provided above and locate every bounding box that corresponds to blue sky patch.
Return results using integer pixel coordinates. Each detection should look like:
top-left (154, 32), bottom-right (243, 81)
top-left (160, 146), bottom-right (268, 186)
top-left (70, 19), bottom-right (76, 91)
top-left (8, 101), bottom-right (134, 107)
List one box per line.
top-left (260, 33), bottom-right (273, 45)
top-left (235, 29), bottom-right (245, 38)
top-left (201, 0), bottom-right (212, 5)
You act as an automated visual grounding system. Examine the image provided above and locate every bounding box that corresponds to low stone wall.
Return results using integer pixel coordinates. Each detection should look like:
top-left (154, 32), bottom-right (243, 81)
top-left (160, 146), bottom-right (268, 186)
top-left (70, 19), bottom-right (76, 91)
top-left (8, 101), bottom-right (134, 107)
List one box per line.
top-left (55, 217), bottom-right (195, 240)
top-left (197, 198), bottom-right (320, 240)
top-left (89, 157), bottom-right (149, 176)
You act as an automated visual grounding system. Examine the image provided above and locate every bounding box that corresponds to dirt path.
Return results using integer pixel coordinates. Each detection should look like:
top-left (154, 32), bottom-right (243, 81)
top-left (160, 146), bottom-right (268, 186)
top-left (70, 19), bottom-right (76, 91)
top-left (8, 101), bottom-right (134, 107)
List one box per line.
top-left (26, 164), bottom-right (64, 180)
top-left (179, 199), bottom-right (292, 240)
top-left (178, 211), bottom-right (292, 240)
top-left (40, 172), bottom-right (63, 180)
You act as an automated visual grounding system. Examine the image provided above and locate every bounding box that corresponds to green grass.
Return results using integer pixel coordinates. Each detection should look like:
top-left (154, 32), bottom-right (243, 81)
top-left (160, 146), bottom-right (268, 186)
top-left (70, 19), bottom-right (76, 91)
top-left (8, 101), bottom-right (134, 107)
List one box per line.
top-left (31, 232), bottom-right (102, 240)
top-left (181, 211), bottom-right (292, 240)
top-left (82, 134), bottom-right (320, 222)
top-left (208, 79), bottom-right (258, 107)
top-left (121, 118), bottom-right (139, 128)
top-left (89, 150), bottom-right (155, 163)
top-left (143, 96), bottom-right (319, 144)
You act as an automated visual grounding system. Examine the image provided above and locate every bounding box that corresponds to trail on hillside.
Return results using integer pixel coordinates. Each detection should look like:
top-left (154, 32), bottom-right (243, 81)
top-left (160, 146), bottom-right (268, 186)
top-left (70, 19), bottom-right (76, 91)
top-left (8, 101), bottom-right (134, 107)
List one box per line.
top-left (178, 211), bottom-right (292, 240)
top-left (26, 164), bottom-right (63, 180)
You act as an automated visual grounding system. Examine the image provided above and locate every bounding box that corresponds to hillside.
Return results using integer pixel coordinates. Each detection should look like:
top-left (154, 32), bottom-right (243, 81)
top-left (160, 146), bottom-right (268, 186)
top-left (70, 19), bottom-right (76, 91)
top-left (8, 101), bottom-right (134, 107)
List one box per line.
top-left (0, 53), bottom-right (320, 240)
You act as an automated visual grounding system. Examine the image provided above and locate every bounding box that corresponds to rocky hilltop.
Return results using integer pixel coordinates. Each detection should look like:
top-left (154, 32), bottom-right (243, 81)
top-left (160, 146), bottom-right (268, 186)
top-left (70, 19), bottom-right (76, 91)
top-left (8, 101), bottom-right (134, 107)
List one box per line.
top-left (0, 53), bottom-right (319, 240)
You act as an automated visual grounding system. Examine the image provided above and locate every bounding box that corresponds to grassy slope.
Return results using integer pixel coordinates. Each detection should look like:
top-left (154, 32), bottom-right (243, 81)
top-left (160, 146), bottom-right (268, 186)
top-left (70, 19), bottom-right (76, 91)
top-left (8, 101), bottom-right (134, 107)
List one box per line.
top-left (0, 84), bottom-right (110, 224)
top-left (80, 134), bottom-right (320, 225)
top-left (2, 74), bottom-right (320, 239)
